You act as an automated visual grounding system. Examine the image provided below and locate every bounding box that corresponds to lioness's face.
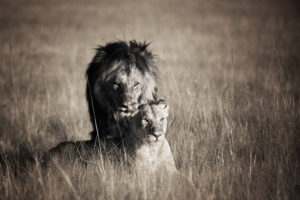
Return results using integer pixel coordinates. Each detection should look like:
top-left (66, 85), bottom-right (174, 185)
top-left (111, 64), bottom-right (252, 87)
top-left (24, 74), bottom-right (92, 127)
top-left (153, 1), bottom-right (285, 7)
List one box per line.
top-left (138, 101), bottom-right (169, 142)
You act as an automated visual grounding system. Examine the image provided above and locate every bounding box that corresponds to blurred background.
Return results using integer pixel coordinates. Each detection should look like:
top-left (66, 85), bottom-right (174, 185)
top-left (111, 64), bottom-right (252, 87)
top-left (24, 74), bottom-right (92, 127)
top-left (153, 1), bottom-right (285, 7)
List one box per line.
top-left (0, 0), bottom-right (299, 199)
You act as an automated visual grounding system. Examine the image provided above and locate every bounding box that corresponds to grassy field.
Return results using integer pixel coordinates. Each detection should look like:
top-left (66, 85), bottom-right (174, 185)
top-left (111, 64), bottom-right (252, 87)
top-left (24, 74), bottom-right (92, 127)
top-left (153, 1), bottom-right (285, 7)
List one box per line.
top-left (0, 0), bottom-right (299, 199)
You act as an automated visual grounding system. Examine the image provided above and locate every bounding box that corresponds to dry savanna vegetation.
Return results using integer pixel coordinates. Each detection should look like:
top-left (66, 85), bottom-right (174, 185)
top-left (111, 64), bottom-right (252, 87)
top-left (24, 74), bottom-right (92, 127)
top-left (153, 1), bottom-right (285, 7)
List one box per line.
top-left (0, 0), bottom-right (299, 199)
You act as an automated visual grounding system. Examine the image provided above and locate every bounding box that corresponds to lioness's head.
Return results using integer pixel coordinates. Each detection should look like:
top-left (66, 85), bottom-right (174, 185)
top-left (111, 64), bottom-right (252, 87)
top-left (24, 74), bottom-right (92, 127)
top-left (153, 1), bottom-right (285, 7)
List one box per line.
top-left (134, 100), bottom-right (169, 142)
top-left (86, 41), bottom-right (158, 138)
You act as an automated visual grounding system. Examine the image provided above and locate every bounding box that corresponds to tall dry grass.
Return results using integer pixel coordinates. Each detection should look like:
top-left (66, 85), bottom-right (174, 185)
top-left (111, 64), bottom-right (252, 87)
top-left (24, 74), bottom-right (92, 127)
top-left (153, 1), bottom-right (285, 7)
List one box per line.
top-left (0, 0), bottom-right (299, 199)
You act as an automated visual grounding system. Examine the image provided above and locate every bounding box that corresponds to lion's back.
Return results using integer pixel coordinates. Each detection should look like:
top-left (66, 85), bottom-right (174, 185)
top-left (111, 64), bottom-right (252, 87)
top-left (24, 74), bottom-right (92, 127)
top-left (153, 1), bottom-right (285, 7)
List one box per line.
top-left (40, 139), bottom-right (126, 169)
top-left (41, 141), bottom-right (91, 169)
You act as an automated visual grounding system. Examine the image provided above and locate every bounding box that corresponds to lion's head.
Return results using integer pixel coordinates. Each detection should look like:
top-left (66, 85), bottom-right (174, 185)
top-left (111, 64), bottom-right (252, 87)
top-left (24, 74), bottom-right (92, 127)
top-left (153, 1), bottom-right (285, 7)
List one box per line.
top-left (86, 40), bottom-right (158, 140)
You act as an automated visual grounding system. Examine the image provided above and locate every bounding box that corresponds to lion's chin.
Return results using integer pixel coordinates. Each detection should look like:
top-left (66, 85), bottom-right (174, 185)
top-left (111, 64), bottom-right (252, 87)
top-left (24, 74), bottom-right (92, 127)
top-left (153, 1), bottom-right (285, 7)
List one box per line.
top-left (118, 110), bottom-right (138, 118)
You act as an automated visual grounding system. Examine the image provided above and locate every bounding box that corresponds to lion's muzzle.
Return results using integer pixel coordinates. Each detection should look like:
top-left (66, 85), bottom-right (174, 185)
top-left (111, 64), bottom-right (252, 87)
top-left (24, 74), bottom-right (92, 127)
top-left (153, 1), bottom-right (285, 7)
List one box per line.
top-left (118, 102), bottom-right (139, 117)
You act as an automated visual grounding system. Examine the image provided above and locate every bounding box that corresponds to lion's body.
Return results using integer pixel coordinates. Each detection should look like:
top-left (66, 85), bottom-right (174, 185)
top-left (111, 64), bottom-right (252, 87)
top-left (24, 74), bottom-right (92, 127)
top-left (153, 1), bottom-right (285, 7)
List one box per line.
top-left (41, 141), bottom-right (89, 168)
top-left (41, 139), bottom-right (124, 169)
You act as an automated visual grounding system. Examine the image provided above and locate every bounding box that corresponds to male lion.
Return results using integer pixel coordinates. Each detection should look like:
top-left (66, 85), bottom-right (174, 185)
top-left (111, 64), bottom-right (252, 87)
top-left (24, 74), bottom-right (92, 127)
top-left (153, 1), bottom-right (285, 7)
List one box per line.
top-left (126, 100), bottom-right (177, 173)
top-left (86, 40), bottom-right (158, 143)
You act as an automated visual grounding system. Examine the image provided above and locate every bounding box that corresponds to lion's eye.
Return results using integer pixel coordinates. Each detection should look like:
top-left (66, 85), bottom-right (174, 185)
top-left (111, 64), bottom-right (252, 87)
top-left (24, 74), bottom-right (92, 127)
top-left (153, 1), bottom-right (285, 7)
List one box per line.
top-left (113, 83), bottom-right (119, 90)
top-left (134, 82), bottom-right (140, 87)
top-left (160, 118), bottom-right (165, 122)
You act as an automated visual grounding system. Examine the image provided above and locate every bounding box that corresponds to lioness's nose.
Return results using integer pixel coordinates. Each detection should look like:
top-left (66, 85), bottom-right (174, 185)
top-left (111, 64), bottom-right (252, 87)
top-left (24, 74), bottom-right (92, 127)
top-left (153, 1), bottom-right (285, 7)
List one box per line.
top-left (149, 127), bottom-right (162, 137)
top-left (154, 133), bottom-right (162, 138)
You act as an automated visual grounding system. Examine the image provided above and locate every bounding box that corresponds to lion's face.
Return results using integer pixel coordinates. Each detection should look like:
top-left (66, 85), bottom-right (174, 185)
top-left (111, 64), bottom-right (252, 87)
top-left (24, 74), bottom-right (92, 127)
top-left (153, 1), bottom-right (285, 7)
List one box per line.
top-left (135, 101), bottom-right (169, 142)
top-left (93, 62), bottom-right (156, 119)
top-left (109, 66), bottom-right (144, 117)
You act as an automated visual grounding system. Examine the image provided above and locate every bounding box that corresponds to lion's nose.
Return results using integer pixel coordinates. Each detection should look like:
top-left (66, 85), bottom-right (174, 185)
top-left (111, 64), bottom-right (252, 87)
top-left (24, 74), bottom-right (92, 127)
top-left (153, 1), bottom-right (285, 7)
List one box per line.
top-left (121, 102), bottom-right (137, 112)
top-left (120, 104), bottom-right (128, 111)
top-left (122, 94), bottom-right (132, 102)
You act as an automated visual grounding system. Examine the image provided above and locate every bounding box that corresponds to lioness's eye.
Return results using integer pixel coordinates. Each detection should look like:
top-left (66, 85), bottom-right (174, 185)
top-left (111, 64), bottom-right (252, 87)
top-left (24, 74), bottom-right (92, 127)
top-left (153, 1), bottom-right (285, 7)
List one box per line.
top-left (160, 118), bottom-right (165, 122)
top-left (142, 118), bottom-right (149, 124)
top-left (134, 82), bottom-right (140, 87)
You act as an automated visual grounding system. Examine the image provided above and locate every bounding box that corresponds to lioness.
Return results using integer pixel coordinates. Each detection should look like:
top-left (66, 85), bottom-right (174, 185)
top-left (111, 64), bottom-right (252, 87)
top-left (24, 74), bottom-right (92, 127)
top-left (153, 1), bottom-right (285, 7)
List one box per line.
top-left (41, 100), bottom-right (177, 174)
top-left (127, 100), bottom-right (177, 173)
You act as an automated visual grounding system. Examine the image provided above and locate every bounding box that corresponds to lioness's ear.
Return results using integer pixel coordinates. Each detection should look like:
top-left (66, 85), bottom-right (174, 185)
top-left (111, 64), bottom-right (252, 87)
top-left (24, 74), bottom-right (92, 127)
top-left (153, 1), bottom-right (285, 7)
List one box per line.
top-left (158, 100), bottom-right (169, 112)
top-left (163, 104), bottom-right (169, 113)
top-left (163, 104), bottom-right (168, 109)
top-left (157, 99), bottom-right (167, 107)
top-left (138, 104), bottom-right (147, 110)
top-left (157, 99), bottom-right (165, 104)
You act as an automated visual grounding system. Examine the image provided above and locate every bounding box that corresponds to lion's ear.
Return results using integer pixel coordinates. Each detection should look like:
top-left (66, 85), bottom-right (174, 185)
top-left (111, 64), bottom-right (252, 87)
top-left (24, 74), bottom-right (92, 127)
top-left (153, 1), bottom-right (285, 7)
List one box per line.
top-left (92, 46), bottom-right (106, 63)
top-left (139, 44), bottom-right (150, 57)
top-left (130, 40), bottom-right (151, 57)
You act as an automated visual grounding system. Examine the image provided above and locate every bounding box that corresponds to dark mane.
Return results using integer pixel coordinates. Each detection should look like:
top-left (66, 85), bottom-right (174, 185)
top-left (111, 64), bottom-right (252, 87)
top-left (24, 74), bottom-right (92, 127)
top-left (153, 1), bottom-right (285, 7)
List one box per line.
top-left (86, 40), bottom-right (157, 81)
top-left (85, 40), bottom-right (158, 141)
